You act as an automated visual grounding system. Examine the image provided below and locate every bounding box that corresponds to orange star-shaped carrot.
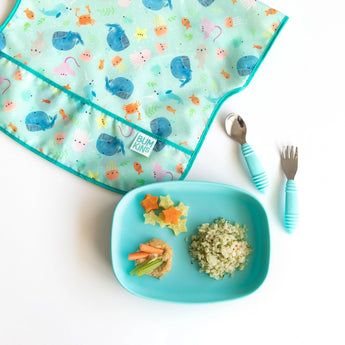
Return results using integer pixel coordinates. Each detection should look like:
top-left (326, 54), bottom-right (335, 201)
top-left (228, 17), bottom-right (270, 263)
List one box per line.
top-left (162, 206), bottom-right (182, 225)
top-left (140, 194), bottom-right (159, 212)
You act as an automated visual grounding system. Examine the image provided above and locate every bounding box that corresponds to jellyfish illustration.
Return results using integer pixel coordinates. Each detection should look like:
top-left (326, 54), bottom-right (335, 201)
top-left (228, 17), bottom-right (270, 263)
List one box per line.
top-left (105, 161), bottom-right (120, 181)
top-left (111, 56), bottom-right (127, 72)
top-left (240, 0), bottom-right (257, 10)
top-left (130, 49), bottom-right (152, 69)
top-left (224, 16), bottom-right (243, 28)
top-left (263, 22), bottom-right (280, 41)
top-left (153, 16), bottom-right (167, 37)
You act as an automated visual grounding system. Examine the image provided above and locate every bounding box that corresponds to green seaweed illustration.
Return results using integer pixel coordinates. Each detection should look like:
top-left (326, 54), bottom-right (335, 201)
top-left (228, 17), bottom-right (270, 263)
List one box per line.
top-left (120, 160), bottom-right (130, 167)
top-left (184, 33), bottom-right (193, 41)
top-left (187, 9), bottom-right (200, 18)
top-left (147, 81), bottom-right (158, 87)
top-left (189, 108), bottom-right (196, 118)
top-left (97, 7), bottom-right (116, 16)
top-left (195, 73), bottom-right (209, 87)
top-left (62, 20), bottom-right (71, 26)
top-left (49, 150), bottom-right (69, 160)
top-left (36, 17), bottom-right (45, 26)
top-left (136, 179), bottom-right (146, 186)
top-left (167, 15), bottom-right (178, 22)
top-left (211, 80), bottom-right (218, 92)
top-left (69, 114), bottom-right (80, 126)
top-left (23, 23), bottom-right (31, 31)
top-left (144, 105), bottom-right (162, 118)
top-left (202, 104), bottom-right (212, 112)
top-left (211, 7), bottom-right (224, 13)
top-left (88, 32), bottom-right (100, 45)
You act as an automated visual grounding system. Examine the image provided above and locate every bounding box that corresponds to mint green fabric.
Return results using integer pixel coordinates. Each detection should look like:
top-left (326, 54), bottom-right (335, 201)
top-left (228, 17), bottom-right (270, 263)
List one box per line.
top-left (0, 0), bottom-right (287, 193)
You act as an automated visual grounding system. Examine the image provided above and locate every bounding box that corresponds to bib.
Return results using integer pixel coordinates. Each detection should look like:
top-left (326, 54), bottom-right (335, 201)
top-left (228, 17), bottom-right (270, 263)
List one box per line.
top-left (0, 0), bottom-right (287, 193)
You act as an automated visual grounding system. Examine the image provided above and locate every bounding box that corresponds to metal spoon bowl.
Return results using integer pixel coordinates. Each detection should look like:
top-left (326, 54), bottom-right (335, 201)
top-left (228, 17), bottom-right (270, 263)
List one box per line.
top-left (225, 113), bottom-right (269, 193)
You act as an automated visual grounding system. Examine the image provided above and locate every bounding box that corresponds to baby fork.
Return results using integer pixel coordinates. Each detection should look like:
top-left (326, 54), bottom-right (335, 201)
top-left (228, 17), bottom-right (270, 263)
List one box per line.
top-left (281, 146), bottom-right (299, 233)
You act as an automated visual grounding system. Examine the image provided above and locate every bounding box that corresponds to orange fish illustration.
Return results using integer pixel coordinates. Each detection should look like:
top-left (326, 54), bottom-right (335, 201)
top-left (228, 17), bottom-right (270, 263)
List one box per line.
top-left (8, 122), bottom-right (17, 132)
top-left (24, 8), bottom-right (35, 20)
top-left (221, 70), bottom-right (230, 79)
top-left (253, 45), bottom-right (263, 49)
top-left (63, 84), bottom-right (71, 90)
top-left (166, 106), bottom-right (176, 114)
top-left (42, 99), bottom-right (51, 104)
top-left (189, 94), bottom-right (200, 105)
top-left (182, 17), bottom-right (191, 30)
top-left (99, 59), bottom-right (105, 70)
top-left (59, 109), bottom-right (68, 120)
top-left (13, 70), bottom-right (22, 81)
top-left (179, 141), bottom-right (188, 146)
top-left (265, 8), bottom-right (278, 16)
top-left (133, 162), bottom-right (144, 175)
top-left (14, 53), bottom-right (22, 58)
top-left (232, 0), bottom-right (237, 4)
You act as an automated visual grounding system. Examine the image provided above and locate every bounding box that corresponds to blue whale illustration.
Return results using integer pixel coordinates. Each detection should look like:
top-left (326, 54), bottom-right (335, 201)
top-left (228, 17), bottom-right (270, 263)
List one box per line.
top-left (25, 111), bottom-right (57, 131)
top-left (150, 117), bottom-right (172, 152)
top-left (142, 0), bottom-right (172, 10)
top-left (105, 77), bottom-right (134, 99)
top-left (0, 32), bottom-right (6, 51)
top-left (198, 0), bottom-right (215, 6)
top-left (52, 31), bottom-right (84, 51)
top-left (170, 56), bottom-right (192, 88)
top-left (96, 133), bottom-right (125, 156)
top-left (237, 55), bottom-right (259, 77)
top-left (40, 3), bottom-right (69, 18)
top-left (106, 24), bottom-right (130, 52)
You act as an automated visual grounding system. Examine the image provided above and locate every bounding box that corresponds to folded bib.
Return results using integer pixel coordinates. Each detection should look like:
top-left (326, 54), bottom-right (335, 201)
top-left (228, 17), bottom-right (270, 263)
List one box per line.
top-left (0, 0), bottom-right (287, 193)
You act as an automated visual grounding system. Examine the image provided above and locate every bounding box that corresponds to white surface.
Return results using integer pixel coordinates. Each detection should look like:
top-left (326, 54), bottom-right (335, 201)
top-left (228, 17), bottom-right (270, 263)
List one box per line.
top-left (0, 1), bottom-right (344, 344)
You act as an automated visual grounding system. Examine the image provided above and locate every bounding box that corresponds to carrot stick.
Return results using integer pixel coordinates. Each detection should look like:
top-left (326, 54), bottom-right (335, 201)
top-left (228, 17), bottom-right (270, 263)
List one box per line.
top-left (128, 251), bottom-right (150, 260)
top-left (139, 243), bottom-right (164, 255)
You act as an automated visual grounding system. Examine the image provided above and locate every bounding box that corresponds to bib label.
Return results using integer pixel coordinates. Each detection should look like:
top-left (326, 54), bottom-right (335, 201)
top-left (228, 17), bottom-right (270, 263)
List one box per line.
top-left (130, 132), bottom-right (157, 157)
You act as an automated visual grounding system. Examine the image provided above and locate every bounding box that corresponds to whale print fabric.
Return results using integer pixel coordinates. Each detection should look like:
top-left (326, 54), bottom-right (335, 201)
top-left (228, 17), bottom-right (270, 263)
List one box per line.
top-left (0, 0), bottom-right (287, 193)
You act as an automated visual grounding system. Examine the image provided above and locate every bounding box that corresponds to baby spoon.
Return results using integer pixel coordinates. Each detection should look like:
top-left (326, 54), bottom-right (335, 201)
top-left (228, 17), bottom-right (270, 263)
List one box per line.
top-left (225, 113), bottom-right (269, 193)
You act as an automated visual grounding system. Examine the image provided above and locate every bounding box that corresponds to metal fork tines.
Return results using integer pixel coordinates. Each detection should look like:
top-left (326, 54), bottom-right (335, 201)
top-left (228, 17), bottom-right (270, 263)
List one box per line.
top-left (281, 146), bottom-right (299, 233)
top-left (281, 146), bottom-right (298, 180)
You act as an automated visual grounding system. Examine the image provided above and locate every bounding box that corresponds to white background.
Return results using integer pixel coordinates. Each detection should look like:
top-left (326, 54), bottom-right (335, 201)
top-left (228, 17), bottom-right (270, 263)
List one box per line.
top-left (1, 1), bottom-right (344, 344)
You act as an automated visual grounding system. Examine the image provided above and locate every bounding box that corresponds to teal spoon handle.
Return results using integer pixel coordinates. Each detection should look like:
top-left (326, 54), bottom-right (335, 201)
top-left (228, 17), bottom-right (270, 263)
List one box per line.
top-left (241, 143), bottom-right (269, 193)
top-left (284, 179), bottom-right (298, 232)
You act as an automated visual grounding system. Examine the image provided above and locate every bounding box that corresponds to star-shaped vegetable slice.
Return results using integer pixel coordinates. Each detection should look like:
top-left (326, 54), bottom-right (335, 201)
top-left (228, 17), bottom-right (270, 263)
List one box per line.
top-left (159, 195), bottom-right (174, 209)
top-left (175, 202), bottom-right (189, 217)
top-left (162, 206), bottom-right (182, 225)
top-left (140, 194), bottom-right (159, 212)
top-left (167, 218), bottom-right (188, 236)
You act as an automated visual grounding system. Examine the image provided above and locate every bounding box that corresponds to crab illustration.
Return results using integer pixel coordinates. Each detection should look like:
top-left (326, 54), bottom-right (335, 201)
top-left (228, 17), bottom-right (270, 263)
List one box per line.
top-left (122, 101), bottom-right (141, 122)
top-left (75, 5), bottom-right (95, 27)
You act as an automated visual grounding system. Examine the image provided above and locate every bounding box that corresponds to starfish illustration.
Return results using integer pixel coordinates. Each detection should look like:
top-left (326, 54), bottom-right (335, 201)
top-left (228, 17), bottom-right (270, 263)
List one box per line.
top-left (134, 27), bottom-right (147, 42)
top-left (88, 171), bottom-right (99, 180)
top-left (95, 114), bottom-right (108, 129)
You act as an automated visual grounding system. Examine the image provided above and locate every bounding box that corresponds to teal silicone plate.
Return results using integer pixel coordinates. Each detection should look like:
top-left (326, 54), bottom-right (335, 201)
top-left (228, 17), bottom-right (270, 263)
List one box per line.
top-left (111, 181), bottom-right (270, 303)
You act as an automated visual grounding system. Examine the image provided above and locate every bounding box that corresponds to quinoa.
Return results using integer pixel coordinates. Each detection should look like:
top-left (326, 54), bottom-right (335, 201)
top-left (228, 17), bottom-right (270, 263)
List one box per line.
top-left (189, 218), bottom-right (251, 280)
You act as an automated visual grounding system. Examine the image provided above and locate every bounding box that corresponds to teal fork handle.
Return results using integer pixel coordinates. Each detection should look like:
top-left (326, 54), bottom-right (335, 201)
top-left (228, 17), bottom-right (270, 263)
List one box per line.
top-left (241, 143), bottom-right (269, 193)
top-left (284, 179), bottom-right (298, 233)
